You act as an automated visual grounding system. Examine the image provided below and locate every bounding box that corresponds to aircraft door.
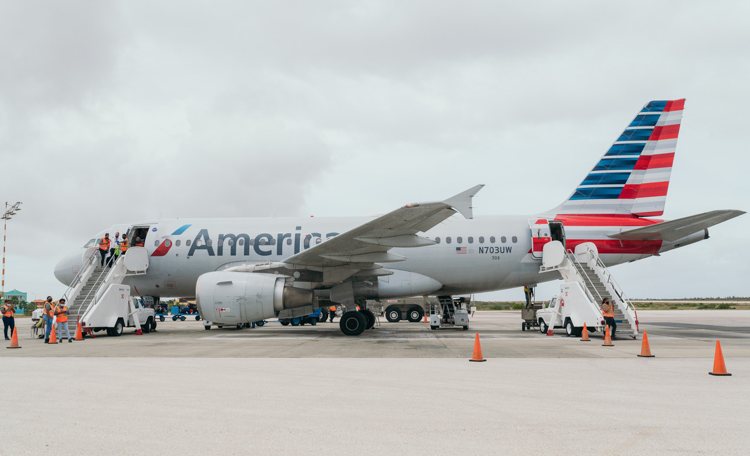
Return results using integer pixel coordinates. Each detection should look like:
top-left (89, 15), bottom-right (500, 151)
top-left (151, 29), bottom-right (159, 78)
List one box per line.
top-left (548, 221), bottom-right (566, 248)
top-left (530, 219), bottom-right (551, 259)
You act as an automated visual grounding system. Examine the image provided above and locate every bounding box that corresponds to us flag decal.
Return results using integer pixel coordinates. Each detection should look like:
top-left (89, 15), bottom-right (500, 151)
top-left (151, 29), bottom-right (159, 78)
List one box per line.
top-left (455, 247), bottom-right (467, 254)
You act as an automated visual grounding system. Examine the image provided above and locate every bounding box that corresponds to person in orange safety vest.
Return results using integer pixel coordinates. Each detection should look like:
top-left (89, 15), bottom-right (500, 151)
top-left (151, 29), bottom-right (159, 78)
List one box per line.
top-left (601, 297), bottom-right (617, 340)
top-left (98, 233), bottom-right (111, 267)
top-left (2, 300), bottom-right (15, 341)
top-left (54, 298), bottom-right (73, 343)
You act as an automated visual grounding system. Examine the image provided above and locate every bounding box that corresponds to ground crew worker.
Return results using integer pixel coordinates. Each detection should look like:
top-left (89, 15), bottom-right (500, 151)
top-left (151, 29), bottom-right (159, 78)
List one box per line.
top-left (120, 236), bottom-right (129, 256)
top-left (601, 297), bottom-right (616, 339)
top-left (55, 298), bottom-right (72, 343)
top-left (43, 296), bottom-right (54, 343)
top-left (328, 305), bottom-right (337, 323)
top-left (134, 236), bottom-right (144, 247)
top-left (2, 300), bottom-right (15, 340)
top-left (108, 232), bottom-right (120, 268)
top-left (99, 233), bottom-right (111, 267)
top-left (31, 303), bottom-right (45, 339)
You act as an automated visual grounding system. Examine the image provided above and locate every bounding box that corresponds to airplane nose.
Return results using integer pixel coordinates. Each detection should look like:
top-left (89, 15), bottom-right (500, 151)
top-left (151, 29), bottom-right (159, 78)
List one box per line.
top-left (54, 251), bottom-right (83, 286)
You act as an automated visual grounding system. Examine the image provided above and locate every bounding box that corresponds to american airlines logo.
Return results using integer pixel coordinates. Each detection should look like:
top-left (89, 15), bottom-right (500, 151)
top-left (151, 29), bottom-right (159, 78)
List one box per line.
top-left (152, 225), bottom-right (341, 258)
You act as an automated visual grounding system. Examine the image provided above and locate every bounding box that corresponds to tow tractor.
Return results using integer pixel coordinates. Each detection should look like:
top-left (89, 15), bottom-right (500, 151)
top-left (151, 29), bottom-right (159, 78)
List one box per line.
top-left (429, 296), bottom-right (470, 330)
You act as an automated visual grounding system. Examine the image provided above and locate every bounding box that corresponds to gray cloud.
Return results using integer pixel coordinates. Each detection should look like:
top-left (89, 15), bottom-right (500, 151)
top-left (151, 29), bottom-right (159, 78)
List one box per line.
top-left (0, 0), bottom-right (748, 300)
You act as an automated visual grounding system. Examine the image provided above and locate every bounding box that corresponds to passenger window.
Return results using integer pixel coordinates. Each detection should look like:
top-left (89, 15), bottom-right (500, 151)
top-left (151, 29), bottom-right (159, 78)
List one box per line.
top-left (286, 238), bottom-right (292, 245)
top-left (446, 236), bottom-right (452, 244)
top-left (186, 240), bottom-right (191, 246)
top-left (468, 236), bottom-right (474, 244)
top-left (457, 236), bottom-right (463, 243)
top-left (228, 239), bottom-right (234, 246)
top-left (435, 237), bottom-right (441, 244)
top-left (478, 236), bottom-right (484, 243)
top-left (238, 238), bottom-right (244, 245)
top-left (501, 236), bottom-right (507, 243)
top-left (490, 236), bottom-right (496, 243)
top-left (175, 240), bottom-right (181, 247)
top-left (512, 236), bottom-right (518, 243)
top-left (154, 240), bottom-right (159, 247)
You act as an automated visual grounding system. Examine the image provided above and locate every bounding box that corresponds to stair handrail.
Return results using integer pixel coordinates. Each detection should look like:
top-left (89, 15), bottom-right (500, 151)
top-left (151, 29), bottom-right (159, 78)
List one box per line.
top-left (586, 253), bottom-right (639, 334)
top-left (565, 250), bottom-right (604, 305)
top-left (61, 248), bottom-right (99, 303)
top-left (592, 255), bottom-right (637, 315)
top-left (77, 255), bottom-right (127, 320)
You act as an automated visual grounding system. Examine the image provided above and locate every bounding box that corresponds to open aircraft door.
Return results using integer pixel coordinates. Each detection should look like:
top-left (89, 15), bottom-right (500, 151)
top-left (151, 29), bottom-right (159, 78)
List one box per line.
top-left (529, 219), bottom-right (566, 259)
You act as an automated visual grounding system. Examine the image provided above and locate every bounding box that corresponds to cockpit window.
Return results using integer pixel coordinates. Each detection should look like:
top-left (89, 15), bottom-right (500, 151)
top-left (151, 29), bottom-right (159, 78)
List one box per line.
top-left (83, 239), bottom-right (96, 248)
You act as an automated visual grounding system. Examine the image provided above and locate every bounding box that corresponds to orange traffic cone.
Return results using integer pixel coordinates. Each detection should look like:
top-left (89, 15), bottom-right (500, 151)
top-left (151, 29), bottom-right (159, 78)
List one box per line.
top-left (6, 327), bottom-right (21, 349)
top-left (48, 323), bottom-right (58, 344)
top-left (423, 313), bottom-right (428, 324)
top-left (580, 323), bottom-right (590, 342)
top-left (469, 333), bottom-right (486, 362)
top-left (74, 322), bottom-right (84, 341)
top-left (602, 325), bottom-right (614, 347)
top-left (637, 330), bottom-right (655, 357)
top-left (709, 340), bottom-right (731, 376)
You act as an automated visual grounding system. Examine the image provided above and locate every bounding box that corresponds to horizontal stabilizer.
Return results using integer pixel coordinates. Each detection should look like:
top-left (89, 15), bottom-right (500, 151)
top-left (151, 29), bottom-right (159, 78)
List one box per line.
top-left (609, 210), bottom-right (745, 241)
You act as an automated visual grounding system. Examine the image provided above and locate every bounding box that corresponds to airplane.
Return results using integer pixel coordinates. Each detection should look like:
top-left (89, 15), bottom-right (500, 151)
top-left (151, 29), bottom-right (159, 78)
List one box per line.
top-left (55, 99), bottom-right (744, 336)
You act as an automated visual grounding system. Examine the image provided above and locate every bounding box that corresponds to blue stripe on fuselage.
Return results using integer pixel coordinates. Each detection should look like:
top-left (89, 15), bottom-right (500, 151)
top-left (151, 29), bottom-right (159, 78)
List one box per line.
top-left (171, 224), bottom-right (192, 235)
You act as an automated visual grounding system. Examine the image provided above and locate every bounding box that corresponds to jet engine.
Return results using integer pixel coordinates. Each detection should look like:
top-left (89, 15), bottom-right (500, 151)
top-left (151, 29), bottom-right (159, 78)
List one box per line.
top-left (196, 272), bottom-right (312, 324)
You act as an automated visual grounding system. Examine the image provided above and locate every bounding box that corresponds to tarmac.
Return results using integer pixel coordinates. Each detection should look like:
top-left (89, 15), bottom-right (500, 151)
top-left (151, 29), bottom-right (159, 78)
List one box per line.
top-left (2, 310), bottom-right (749, 455)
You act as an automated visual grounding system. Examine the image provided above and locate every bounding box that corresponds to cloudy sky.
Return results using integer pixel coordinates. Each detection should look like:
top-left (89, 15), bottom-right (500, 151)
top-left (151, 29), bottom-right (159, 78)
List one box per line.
top-left (1, 1), bottom-right (748, 301)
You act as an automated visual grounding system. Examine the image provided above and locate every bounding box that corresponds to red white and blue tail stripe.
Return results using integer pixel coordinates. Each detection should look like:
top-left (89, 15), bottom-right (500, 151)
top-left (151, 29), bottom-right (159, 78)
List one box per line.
top-left (556, 99), bottom-right (684, 217)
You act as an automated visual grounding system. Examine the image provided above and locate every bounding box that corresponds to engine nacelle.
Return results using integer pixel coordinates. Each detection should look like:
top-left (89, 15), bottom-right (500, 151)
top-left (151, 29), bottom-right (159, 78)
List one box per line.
top-left (196, 272), bottom-right (312, 324)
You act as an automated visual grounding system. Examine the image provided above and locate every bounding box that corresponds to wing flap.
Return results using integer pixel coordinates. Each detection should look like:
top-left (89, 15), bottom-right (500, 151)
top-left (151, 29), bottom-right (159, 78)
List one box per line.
top-left (609, 210), bottom-right (745, 241)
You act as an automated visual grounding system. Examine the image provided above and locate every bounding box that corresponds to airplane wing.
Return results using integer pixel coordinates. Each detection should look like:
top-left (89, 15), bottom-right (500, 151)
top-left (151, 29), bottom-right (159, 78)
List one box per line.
top-left (609, 210), bottom-right (745, 242)
top-left (284, 184), bottom-right (484, 268)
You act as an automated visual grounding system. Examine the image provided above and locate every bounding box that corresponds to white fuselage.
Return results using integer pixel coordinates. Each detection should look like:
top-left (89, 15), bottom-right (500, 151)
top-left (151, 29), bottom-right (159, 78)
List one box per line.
top-left (56, 213), bottom-right (699, 300)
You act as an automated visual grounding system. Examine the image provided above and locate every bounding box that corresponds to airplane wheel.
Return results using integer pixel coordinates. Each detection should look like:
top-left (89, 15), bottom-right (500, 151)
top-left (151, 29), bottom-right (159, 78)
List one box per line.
top-left (340, 311), bottom-right (367, 336)
top-left (362, 310), bottom-right (375, 329)
top-left (407, 306), bottom-right (423, 323)
top-left (385, 306), bottom-right (401, 323)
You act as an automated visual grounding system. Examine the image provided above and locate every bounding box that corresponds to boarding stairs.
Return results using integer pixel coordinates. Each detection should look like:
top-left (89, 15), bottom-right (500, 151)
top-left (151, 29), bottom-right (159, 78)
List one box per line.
top-left (540, 241), bottom-right (639, 338)
top-left (570, 243), bottom-right (638, 337)
top-left (61, 247), bottom-right (149, 334)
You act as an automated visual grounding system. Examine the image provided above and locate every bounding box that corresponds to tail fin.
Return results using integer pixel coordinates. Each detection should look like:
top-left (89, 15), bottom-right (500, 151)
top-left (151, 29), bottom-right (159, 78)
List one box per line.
top-left (555, 99), bottom-right (685, 217)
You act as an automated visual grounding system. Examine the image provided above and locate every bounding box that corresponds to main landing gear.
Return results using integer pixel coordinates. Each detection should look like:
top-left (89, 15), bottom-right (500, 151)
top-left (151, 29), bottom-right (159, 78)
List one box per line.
top-left (339, 309), bottom-right (376, 336)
